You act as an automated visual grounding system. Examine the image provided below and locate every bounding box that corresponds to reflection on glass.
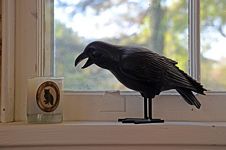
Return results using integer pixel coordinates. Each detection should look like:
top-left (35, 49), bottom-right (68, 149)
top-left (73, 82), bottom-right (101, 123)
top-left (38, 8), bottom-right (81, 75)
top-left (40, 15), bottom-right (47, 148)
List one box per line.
top-left (54, 0), bottom-right (188, 90)
top-left (200, 0), bottom-right (226, 91)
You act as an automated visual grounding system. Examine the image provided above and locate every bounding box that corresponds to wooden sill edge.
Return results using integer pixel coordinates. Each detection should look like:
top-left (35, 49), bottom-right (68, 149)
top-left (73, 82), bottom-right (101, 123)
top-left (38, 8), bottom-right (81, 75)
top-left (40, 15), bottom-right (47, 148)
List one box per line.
top-left (1, 121), bottom-right (226, 147)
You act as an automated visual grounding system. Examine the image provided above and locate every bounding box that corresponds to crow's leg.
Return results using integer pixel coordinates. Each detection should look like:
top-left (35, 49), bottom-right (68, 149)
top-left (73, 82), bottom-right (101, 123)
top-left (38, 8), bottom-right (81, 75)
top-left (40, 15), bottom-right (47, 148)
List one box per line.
top-left (118, 97), bottom-right (164, 124)
top-left (118, 97), bottom-right (149, 123)
top-left (133, 98), bottom-right (164, 124)
top-left (149, 97), bottom-right (152, 119)
top-left (144, 97), bottom-right (148, 119)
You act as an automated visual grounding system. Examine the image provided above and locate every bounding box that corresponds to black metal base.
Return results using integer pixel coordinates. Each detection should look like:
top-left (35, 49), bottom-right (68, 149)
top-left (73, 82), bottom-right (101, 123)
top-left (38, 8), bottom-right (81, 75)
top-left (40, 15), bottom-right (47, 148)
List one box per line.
top-left (118, 97), bottom-right (164, 124)
top-left (118, 118), bottom-right (164, 124)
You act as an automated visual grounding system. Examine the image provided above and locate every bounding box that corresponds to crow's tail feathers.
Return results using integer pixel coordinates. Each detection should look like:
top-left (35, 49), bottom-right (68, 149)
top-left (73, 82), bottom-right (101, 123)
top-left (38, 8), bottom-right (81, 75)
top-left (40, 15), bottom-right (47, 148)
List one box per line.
top-left (176, 88), bottom-right (201, 109)
top-left (179, 70), bottom-right (207, 95)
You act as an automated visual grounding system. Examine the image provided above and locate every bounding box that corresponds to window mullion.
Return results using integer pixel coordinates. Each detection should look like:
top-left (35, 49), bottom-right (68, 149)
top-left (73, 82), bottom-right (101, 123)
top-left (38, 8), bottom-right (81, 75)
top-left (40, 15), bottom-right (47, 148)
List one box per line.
top-left (37, 0), bottom-right (45, 77)
top-left (189, 0), bottom-right (200, 81)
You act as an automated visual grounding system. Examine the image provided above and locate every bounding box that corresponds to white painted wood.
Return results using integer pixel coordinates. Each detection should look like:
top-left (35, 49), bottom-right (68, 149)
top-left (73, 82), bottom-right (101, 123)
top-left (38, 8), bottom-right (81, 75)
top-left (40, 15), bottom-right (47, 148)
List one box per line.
top-left (36, 0), bottom-right (45, 77)
top-left (0, 122), bottom-right (226, 149)
top-left (36, 0), bottom-right (54, 76)
top-left (1, 0), bottom-right (15, 122)
top-left (63, 92), bottom-right (226, 122)
top-left (189, 0), bottom-right (200, 81)
top-left (15, 0), bottom-right (38, 121)
top-left (43, 0), bottom-right (54, 76)
top-left (0, 0), bottom-right (2, 121)
top-left (1, 146), bottom-right (226, 150)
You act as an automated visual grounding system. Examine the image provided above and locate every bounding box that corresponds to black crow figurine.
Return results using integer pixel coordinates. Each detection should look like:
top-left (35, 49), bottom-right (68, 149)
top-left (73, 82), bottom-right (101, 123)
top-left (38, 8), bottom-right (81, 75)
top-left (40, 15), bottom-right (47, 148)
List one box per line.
top-left (74, 41), bottom-right (207, 124)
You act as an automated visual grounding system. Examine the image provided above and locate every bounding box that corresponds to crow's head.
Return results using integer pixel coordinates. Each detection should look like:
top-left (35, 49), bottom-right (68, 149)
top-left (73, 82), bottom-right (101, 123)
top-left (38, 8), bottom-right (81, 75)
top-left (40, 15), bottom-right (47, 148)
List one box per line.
top-left (74, 41), bottom-right (121, 69)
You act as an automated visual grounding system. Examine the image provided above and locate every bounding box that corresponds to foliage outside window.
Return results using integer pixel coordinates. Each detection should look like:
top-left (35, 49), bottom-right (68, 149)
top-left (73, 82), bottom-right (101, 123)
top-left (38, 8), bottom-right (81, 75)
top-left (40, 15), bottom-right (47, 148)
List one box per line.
top-left (53, 0), bottom-right (226, 91)
top-left (200, 0), bottom-right (226, 91)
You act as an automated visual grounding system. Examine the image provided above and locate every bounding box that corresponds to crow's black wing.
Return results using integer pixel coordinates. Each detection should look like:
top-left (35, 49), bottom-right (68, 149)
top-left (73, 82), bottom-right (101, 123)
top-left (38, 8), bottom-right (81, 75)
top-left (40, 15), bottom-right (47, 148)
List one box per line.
top-left (120, 50), bottom-right (196, 90)
top-left (120, 51), bottom-right (171, 83)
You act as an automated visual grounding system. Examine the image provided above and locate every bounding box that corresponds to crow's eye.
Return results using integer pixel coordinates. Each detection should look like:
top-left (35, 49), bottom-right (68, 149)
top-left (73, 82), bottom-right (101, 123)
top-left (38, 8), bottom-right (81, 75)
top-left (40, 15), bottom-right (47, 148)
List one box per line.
top-left (91, 50), bottom-right (102, 58)
top-left (87, 48), bottom-right (96, 58)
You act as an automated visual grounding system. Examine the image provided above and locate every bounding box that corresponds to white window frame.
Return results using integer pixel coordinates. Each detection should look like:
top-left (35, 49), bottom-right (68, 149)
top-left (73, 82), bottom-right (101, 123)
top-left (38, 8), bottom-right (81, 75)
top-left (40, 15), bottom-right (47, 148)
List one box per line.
top-left (1, 0), bottom-right (226, 123)
top-left (1, 0), bottom-right (15, 122)
top-left (189, 0), bottom-right (200, 80)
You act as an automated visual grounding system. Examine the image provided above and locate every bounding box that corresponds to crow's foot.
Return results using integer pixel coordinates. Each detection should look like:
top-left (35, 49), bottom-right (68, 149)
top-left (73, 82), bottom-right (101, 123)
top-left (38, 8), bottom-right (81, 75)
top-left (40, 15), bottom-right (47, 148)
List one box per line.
top-left (118, 118), bottom-right (164, 124)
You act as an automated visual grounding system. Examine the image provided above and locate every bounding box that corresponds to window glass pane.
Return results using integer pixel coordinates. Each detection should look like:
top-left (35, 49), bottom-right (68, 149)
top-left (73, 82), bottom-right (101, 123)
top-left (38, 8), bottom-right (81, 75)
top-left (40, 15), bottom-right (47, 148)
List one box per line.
top-left (54, 0), bottom-right (188, 91)
top-left (200, 0), bottom-right (226, 91)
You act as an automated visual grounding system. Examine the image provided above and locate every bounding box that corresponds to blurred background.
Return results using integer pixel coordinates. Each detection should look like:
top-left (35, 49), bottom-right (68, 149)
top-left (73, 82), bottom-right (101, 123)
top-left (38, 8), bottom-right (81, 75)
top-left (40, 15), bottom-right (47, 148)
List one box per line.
top-left (53, 0), bottom-right (226, 91)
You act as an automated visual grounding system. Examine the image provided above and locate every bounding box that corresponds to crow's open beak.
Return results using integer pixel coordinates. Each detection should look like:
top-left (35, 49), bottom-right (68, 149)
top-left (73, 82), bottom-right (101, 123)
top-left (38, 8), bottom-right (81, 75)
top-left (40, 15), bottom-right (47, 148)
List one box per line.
top-left (74, 52), bottom-right (94, 69)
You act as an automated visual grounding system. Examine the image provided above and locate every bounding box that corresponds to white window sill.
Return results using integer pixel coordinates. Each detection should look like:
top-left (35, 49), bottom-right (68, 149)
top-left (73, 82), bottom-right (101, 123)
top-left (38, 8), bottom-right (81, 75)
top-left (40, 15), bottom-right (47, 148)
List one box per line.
top-left (1, 121), bottom-right (226, 149)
